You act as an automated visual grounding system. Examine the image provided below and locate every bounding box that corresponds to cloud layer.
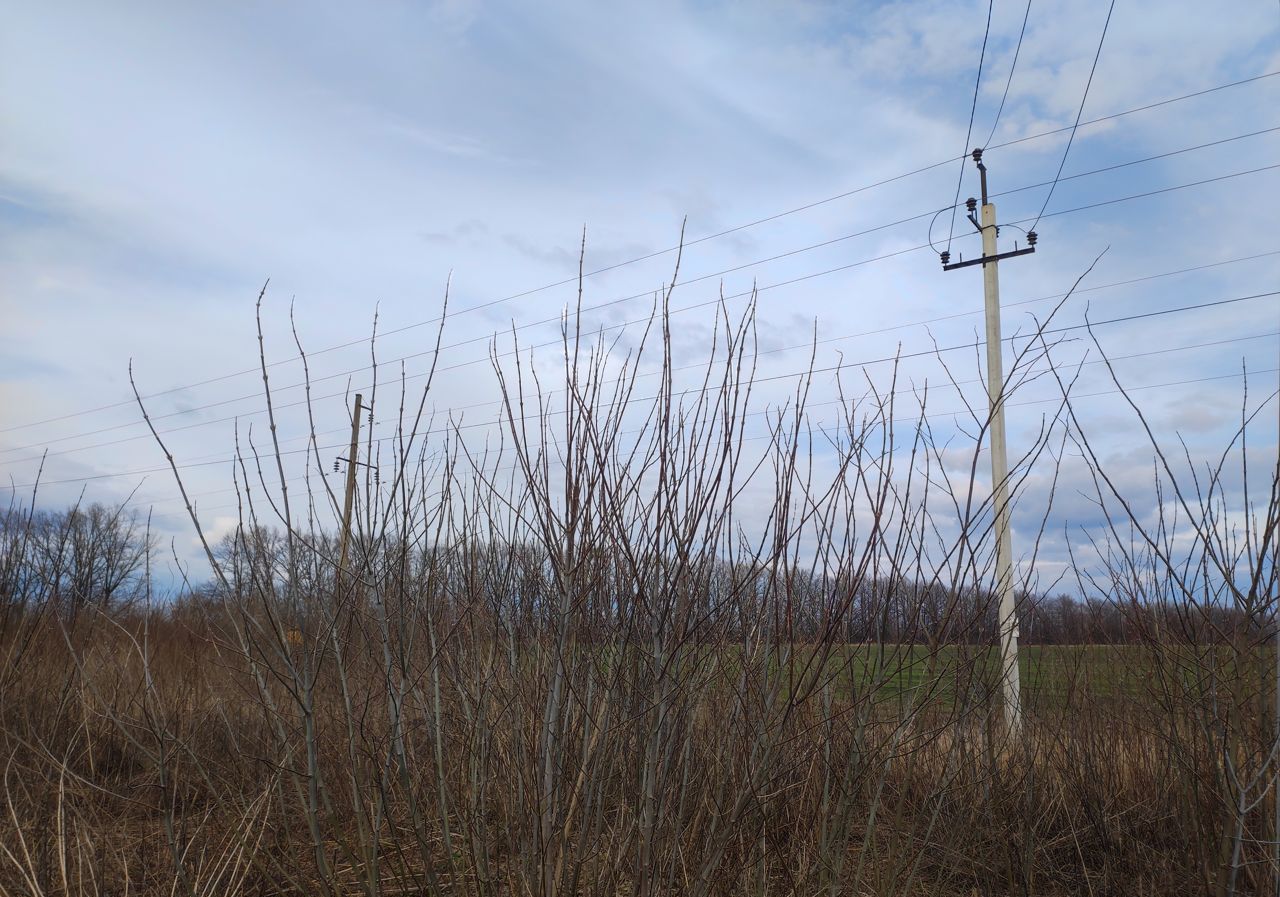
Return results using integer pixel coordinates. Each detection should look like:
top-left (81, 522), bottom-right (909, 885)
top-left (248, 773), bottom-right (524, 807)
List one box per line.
top-left (2, 0), bottom-right (1278, 585)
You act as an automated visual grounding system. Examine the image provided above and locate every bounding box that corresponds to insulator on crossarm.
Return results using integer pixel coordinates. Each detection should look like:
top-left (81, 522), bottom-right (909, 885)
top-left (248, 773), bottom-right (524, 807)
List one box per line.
top-left (940, 251), bottom-right (951, 267)
top-left (1027, 230), bottom-right (1038, 246)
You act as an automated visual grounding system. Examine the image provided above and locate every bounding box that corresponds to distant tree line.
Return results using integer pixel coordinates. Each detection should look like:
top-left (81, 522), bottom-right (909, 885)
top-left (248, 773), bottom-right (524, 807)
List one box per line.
top-left (0, 505), bottom-right (1261, 646)
top-left (0, 501), bottom-right (153, 627)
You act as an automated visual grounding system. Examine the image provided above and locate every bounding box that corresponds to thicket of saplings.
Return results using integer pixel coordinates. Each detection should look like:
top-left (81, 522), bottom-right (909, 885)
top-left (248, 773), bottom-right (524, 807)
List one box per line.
top-left (0, 288), bottom-right (1276, 897)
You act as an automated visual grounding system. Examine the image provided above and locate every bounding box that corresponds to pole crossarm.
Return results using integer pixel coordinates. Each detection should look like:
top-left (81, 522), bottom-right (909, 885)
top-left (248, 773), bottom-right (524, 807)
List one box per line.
top-left (942, 245), bottom-right (1036, 270)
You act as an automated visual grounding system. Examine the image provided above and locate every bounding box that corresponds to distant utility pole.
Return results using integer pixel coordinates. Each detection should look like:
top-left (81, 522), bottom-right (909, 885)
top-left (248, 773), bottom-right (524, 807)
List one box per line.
top-left (942, 149), bottom-right (1037, 737)
top-left (334, 393), bottom-right (369, 589)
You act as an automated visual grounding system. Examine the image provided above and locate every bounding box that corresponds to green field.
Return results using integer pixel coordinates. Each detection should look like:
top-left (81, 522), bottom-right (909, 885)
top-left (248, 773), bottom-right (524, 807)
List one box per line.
top-left (696, 642), bottom-right (1270, 710)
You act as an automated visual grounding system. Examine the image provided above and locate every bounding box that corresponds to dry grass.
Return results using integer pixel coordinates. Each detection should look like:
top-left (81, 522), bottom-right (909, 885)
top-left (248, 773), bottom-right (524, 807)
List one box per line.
top-left (0, 618), bottom-right (1269, 895)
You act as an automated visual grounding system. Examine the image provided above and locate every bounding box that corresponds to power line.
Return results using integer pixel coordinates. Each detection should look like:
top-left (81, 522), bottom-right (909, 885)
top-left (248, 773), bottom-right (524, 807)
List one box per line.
top-left (6, 138), bottom-right (1278, 462)
top-left (823, 366), bottom-right (1280, 437)
top-left (1029, 0), bottom-right (1116, 232)
top-left (991, 70), bottom-right (1278, 155)
top-left (982, 0), bottom-right (1033, 150)
top-left (10, 245), bottom-right (1279, 472)
top-left (999, 126), bottom-right (1280, 196)
top-left (108, 148), bottom-right (1279, 419)
top-left (1014, 162), bottom-right (1280, 231)
top-left (4, 68), bottom-right (1277, 438)
top-left (143, 350), bottom-right (1279, 529)
top-left (0, 241), bottom-right (937, 458)
top-left (946, 0), bottom-right (996, 253)
top-left (129, 332), bottom-right (1280, 520)
top-left (10, 289), bottom-right (1277, 490)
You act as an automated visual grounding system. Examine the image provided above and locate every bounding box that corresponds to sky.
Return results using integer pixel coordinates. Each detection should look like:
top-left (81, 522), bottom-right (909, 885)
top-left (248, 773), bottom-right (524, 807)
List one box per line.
top-left (2, 0), bottom-right (1278, 590)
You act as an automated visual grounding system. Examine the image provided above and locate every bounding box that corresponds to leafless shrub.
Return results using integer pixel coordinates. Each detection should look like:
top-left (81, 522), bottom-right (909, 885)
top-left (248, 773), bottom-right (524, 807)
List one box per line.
top-left (0, 251), bottom-right (1274, 896)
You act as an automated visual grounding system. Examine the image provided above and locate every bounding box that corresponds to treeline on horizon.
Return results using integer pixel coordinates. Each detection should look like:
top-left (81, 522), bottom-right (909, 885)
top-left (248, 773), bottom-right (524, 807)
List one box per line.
top-left (0, 499), bottom-right (1264, 649)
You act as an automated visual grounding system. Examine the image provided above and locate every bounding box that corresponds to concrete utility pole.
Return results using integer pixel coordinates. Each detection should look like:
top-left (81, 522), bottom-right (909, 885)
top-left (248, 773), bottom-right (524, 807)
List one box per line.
top-left (336, 393), bottom-right (364, 587)
top-left (942, 149), bottom-right (1037, 736)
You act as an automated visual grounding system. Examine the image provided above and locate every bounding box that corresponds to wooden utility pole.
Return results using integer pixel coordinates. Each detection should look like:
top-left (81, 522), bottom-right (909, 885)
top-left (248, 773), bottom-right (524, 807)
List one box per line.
top-left (942, 149), bottom-right (1037, 736)
top-left (336, 393), bottom-right (363, 587)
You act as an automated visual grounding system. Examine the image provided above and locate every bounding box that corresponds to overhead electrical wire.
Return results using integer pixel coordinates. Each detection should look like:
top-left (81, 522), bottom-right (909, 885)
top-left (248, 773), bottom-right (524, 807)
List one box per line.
top-left (3, 68), bottom-right (1278, 437)
top-left (981, 0), bottom-right (1033, 149)
top-left (11, 150), bottom-right (1280, 474)
top-left (9, 288), bottom-right (1278, 491)
top-left (1013, 161), bottom-right (1280, 231)
top-left (139, 346), bottom-right (1280, 532)
top-left (9, 244), bottom-right (1280, 473)
top-left (1029, 0), bottom-right (1117, 231)
top-left (110, 329), bottom-right (1280, 521)
top-left (946, 0), bottom-right (996, 254)
top-left (3, 137), bottom-right (1278, 463)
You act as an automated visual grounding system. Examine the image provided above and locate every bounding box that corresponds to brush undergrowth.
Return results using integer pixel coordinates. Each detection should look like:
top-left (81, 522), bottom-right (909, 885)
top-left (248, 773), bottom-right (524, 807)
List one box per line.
top-left (1, 269), bottom-right (1276, 896)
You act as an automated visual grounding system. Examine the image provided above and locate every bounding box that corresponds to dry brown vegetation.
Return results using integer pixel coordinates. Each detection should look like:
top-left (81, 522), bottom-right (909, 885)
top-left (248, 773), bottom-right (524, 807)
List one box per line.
top-left (1, 274), bottom-right (1276, 895)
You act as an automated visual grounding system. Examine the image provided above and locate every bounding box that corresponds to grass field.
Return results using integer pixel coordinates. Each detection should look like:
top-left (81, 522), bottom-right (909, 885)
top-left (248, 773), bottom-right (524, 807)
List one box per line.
top-left (2, 617), bottom-right (1273, 896)
top-left (700, 642), bottom-right (1238, 708)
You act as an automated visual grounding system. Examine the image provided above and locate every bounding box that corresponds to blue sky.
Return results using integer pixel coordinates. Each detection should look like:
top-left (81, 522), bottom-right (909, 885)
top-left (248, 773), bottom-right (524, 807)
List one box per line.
top-left (1, 0), bottom-right (1278, 586)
